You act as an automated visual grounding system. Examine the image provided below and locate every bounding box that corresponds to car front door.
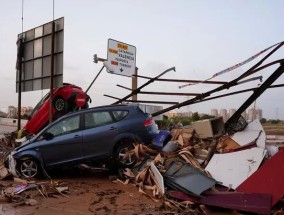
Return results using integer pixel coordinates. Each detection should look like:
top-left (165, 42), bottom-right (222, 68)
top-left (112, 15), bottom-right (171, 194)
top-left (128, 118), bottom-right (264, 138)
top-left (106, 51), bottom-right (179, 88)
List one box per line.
top-left (38, 114), bottom-right (84, 167)
top-left (82, 111), bottom-right (119, 159)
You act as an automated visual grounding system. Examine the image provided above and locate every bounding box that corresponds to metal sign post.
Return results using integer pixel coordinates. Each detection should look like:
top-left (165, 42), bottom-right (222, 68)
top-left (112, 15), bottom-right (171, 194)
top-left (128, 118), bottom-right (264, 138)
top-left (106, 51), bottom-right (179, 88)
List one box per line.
top-left (49, 21), bottom-right (55, 123)
top-left (16, 36), bottom-right (23, 131)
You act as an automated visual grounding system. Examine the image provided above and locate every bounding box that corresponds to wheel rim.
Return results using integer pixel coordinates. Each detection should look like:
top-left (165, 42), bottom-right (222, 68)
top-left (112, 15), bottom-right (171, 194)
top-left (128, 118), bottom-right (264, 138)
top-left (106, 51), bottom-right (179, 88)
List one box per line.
top-left (118, 147), bottom-right (135, 166)
top-left (20, 160), bottom-right (38, 178)
top-left (55, 99), bottom-right (65, 111)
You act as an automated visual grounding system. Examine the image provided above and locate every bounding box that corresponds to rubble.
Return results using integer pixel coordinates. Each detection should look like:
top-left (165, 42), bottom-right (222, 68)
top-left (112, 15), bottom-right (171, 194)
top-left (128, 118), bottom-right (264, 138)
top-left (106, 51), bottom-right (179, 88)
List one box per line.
top-left (1, 118), bottom-right (284, 214)
top-left (0, 178), bottom-right (69, 206)
top-left (116, 119), bottom-right (284, 214)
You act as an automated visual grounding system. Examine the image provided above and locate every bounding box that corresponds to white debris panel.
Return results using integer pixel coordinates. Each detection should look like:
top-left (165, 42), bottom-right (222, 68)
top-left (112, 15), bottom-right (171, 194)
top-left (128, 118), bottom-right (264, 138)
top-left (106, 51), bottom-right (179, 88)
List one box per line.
top-left (231, 119), bottom-right (266, 148)
top-left (205, 147), bottom-right (267, 189)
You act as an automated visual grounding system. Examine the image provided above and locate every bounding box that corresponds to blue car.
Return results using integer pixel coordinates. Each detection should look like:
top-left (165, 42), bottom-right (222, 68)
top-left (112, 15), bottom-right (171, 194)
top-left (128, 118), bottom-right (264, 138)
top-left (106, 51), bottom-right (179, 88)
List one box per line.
top-left (8, 104), bottom-right (159, 178)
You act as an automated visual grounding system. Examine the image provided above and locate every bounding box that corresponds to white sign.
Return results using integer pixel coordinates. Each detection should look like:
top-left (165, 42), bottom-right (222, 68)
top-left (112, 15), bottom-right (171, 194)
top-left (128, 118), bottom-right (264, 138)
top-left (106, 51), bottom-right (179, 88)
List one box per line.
top-left (105, 39), bottom-right (136, 77)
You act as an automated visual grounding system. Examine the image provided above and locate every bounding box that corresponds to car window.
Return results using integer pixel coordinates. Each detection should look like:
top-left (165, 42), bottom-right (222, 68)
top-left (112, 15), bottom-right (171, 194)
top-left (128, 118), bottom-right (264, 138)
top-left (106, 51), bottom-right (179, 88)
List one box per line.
top-left (85, 111), bottom-right (114, 128)
top-left (29, 92), bottom-right (50, 118)
top-left (45, 115), bottom-right (80, 137)
top-left (112, 110), bottom-right (128, 121)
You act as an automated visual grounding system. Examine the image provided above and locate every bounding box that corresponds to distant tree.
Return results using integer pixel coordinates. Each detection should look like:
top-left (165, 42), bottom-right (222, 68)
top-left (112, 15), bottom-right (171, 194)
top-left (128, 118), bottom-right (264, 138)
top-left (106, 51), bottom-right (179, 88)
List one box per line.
top-left (22, 114), bottom-right (29, 120)
top-left (180, 117), bottom-right (191, 126)
top-left (200, 114), bottom-right (215, 120)
top-left (269, 119), bottom-right (281, 124)
top-left (0, 111), bottom-right (7, 117)
top-left (191, 112), bottom-right (200, 122)
top-left (260, 118), bottom-right (267, 124)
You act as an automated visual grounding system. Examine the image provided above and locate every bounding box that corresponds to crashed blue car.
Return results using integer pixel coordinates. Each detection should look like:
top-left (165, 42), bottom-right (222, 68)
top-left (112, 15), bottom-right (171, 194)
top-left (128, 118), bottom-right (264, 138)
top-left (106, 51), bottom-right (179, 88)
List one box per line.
top-left (7, 104), bottom-right (159, 178)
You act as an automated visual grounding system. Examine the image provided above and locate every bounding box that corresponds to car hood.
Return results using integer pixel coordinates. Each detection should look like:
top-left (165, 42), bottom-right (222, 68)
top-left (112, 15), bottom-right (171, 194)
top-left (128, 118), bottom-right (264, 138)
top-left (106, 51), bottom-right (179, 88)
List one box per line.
top-left (14, 137), bottom-right (35, 152)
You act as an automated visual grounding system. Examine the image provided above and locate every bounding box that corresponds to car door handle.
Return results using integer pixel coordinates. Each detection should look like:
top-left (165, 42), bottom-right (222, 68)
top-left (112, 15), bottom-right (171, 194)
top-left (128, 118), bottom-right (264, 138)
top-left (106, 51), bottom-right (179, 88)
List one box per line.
top-left (110, 127), bottom-right (117, 130)
top-left (74, 135), bottom-right (80, 138)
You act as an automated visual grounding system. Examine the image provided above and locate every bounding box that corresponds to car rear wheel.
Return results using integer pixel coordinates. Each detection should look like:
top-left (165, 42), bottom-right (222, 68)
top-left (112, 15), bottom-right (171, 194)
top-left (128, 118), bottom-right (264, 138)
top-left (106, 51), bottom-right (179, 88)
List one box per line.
top-left (18, 158), bottom-right (42, 179)
top-left (54, 97), bottom-right (67, 112)
top-left (114, 140), bottom-right (136, 167)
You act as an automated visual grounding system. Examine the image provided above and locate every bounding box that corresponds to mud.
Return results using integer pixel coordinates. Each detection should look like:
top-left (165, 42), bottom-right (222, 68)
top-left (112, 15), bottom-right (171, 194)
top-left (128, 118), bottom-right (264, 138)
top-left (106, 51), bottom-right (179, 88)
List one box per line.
top-left (0, 171), bottom-right (166, 215)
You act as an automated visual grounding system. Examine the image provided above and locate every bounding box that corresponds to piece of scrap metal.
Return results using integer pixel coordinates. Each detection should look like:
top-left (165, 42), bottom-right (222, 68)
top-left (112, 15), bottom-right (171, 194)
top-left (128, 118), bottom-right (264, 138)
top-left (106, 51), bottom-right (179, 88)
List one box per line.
top-left (167, 190), bottom-right (272, 215)
top-left (163, 159), bottom-right (216, 196)
top-left (205, 147), bottom-right (266, 189)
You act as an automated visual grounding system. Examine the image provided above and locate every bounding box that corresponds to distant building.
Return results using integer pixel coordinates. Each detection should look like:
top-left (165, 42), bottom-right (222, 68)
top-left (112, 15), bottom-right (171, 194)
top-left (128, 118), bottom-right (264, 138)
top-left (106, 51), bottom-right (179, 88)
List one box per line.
top-left (255, 109), bottom-right (263, 120)
top-left (7, 106), bottom-right (17, 118)
top-left (181, 111), bottom-right (193, 117)
top-left (21, 106), bottom-right (33, 117)
top-left (228, 109), bottom-right (236, 118)
top-left (219, 109), bottom-right (228, 122)
top-left (166, 111), bottom-right (178, 118)
top-left (150, 107), bottom-right (263, 121)
top-left (6, 106), bottom-right (33, 118)
top-left (241, 111), bottom-right (247, 120)
top-left (211, 109), bottom-right (218, 118)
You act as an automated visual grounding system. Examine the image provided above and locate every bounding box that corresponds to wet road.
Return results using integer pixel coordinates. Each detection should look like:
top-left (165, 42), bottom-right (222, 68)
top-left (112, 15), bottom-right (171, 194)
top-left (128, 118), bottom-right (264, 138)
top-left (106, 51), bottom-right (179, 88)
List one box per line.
top-left (0, 124), bottom-right (17, 138)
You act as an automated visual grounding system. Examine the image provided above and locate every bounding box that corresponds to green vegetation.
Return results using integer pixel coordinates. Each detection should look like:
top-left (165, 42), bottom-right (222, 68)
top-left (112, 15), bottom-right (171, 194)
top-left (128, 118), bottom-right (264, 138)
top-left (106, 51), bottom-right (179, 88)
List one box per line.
top-left (157, 112), bottom-right (215, 130)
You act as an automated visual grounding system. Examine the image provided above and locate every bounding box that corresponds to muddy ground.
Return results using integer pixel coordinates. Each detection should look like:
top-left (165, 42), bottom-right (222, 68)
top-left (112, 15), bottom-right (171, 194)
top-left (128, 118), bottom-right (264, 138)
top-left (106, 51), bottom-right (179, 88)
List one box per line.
top-left (1, 170), bottom-right (167, 215)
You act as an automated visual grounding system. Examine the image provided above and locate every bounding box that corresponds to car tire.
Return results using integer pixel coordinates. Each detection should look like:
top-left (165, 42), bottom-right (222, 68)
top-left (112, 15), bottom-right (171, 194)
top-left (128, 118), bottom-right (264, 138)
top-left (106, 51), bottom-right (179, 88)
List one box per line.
top-left (17, 158), bottom-right (42, 179)
top-left (114, 139), bottom-right (136, 168)
top-left (54, 97), bottom-right (68, 112)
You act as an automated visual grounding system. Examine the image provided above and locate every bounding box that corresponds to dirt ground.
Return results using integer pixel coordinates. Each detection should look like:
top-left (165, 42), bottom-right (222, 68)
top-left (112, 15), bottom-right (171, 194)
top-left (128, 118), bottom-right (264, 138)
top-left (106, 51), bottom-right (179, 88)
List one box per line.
top-left (263, 124), bottom-right (284, 135)
top-left (1, 170), bottom-right (167, 215)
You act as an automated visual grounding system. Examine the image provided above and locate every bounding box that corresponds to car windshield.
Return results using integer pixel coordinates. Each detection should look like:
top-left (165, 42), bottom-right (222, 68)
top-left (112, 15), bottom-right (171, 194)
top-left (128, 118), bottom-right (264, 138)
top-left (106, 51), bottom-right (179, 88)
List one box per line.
top-left (29, 92), bottom-right (50, 118)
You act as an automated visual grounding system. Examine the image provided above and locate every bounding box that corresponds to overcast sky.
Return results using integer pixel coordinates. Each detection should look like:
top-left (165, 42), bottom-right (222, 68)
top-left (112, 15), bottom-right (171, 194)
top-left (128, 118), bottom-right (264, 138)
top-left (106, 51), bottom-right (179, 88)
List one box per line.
top-left (1, 0), bottom-right (284, 119)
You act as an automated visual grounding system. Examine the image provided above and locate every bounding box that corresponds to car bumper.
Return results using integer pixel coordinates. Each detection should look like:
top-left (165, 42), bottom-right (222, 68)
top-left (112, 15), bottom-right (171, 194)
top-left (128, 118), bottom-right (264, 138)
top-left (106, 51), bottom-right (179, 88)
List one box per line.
top-left (6, 152), bottom-right (19, 177)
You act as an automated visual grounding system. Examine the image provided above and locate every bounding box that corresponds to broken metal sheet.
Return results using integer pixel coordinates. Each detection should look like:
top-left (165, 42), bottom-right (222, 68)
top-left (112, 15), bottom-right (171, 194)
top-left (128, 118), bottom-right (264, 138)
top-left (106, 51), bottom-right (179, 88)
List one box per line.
top-left (237, 148), bottom-right (284, 206)
top-left (231, 119), bottom-right (266, 148)
top-left (15, 184), bottom-right (38, 194)
top-left (205, 147), bottom-right (266, 189)
top-left (200, 191), bottom-right (272, 215)
top-left (167, 190), bottom-right (272, 215)
top-left (150, 162), bottom-right (165, 194)
top-left (163, 159), bottom-right (216, 196)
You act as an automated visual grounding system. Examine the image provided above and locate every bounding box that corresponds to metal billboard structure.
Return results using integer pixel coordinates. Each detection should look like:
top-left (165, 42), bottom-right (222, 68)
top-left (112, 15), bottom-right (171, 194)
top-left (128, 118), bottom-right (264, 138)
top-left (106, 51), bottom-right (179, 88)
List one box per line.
top-left (16, 17), bottom-right (64, 92)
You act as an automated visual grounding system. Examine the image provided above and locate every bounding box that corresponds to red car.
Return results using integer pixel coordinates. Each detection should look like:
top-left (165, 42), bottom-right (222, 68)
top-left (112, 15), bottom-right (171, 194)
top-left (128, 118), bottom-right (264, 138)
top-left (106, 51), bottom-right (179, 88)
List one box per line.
top-left (23, 83), bottom-right (90, 136)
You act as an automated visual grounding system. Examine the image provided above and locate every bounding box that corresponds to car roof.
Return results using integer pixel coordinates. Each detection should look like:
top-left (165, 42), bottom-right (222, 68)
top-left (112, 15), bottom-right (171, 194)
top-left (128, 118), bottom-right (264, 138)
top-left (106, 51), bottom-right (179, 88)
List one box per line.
top-left (59, 103), bottom-right (140, 119)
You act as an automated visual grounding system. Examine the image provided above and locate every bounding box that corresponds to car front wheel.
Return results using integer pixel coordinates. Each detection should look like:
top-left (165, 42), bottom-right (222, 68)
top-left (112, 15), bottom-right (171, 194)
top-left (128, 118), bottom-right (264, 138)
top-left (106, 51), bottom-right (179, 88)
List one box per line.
top-left (18, 158), bottom-right (41, 179)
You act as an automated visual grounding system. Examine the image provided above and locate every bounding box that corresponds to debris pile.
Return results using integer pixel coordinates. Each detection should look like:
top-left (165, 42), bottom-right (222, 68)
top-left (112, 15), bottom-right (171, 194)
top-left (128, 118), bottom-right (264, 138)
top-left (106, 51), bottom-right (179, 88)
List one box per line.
top-left (118, 119), bottom-right (284, 214)
top-left (0, 177), bottom-right (69, 207)
top-left (1, 118), bottom-right (284, 214)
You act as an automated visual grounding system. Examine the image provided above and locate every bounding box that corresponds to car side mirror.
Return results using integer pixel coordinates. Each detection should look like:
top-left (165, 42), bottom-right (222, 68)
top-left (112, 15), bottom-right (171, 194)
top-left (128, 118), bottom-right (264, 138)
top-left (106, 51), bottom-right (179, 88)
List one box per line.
top-left (44, 132), bottom-right (54, 140)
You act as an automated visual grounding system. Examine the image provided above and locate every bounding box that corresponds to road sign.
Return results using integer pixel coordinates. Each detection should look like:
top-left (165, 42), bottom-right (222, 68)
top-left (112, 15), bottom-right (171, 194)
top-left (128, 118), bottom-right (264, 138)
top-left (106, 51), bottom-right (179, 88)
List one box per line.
top-left (105, 39), bottom-right (136, 77)
top-left (75, 93), bottom-right (87, 107)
